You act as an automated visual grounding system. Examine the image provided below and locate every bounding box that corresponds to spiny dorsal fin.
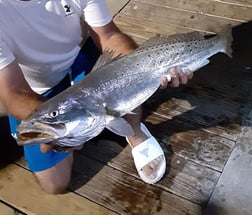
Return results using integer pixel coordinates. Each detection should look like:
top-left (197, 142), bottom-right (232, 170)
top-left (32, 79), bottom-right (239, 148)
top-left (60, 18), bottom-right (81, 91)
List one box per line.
top-left (137, 31), bottom-right (206, 50)
top-left (91, 50), bottom-right (122, 72)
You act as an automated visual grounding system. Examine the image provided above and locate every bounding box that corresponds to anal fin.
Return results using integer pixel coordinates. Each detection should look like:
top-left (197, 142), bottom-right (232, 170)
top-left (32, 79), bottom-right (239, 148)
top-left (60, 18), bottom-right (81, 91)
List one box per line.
top-left (188, 59), bottom-right (210, 72)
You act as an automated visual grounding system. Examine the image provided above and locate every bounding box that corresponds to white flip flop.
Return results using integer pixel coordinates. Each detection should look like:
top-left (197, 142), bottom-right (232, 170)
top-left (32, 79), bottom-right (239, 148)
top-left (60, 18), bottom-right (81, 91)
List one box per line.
top-left (126, 123), bottom-right (166, 184)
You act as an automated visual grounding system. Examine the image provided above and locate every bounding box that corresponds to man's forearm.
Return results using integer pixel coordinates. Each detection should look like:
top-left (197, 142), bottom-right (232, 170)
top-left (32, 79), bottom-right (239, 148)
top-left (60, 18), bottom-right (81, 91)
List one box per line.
top-left (5, 92), bottom-right (45, 120)
top-left (88, 21), bottom-right (138, 57)
top-left (101, 31), bottom-right (138, 56)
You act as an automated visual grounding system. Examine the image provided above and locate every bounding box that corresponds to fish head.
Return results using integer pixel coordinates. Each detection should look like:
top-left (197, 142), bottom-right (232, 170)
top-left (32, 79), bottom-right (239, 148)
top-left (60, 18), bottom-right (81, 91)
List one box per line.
top-left (17, 97), bottom-right (106, 147)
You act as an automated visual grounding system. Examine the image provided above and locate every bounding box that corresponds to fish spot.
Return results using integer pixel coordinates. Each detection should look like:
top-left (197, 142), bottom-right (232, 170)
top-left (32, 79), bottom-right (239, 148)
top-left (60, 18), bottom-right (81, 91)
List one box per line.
top-left (190, 15), bottom-right (195, 19)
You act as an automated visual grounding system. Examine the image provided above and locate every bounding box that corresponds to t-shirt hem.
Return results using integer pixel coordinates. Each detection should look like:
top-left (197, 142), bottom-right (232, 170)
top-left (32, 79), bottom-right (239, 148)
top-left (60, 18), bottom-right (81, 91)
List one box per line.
top-left (0, 55), bottom-right (15, 70)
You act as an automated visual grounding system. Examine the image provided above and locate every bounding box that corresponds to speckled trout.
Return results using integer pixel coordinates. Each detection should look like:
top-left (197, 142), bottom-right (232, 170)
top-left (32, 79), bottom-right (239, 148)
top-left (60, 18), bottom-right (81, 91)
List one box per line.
top-left (17, 27), bottom-right (233, 147)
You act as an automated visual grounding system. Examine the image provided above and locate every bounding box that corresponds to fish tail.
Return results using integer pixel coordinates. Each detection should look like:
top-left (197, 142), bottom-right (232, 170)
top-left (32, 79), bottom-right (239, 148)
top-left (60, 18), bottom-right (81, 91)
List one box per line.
top-left (218, 25), bottom-right (233, 58)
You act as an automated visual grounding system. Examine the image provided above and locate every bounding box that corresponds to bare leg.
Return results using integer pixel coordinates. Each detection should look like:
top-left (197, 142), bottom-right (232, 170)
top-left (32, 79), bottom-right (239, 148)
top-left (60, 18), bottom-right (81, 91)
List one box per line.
top-left (124, 106), bottom-right (164, 181)
top-left (34, 152), bottom-right (73, 194)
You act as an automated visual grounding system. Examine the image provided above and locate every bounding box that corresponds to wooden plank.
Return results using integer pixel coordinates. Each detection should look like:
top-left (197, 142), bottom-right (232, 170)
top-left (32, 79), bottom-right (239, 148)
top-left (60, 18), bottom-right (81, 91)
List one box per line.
top-left (143, 113), bottom-right (236, 169)
top-left (120, 1), bottom-right (241, 33)
top-left (106, 0), bottom-right (129, 16)
top-left (0, 164), bottom-right (115, 215)
top-left (143, 88), bottom-right (246, 142)
top-left (0, 201), bottom-right (24, 215)
top-left (135, 0), bottom-right (252, 22)
top-left (70, 152), bottom-right (203, 214)
top-left (76, 138), bottom-right (221, 205)
top-left (114, 14), bottom-right (191, 43)
top-left (16, 142), bottom-right (218, 208)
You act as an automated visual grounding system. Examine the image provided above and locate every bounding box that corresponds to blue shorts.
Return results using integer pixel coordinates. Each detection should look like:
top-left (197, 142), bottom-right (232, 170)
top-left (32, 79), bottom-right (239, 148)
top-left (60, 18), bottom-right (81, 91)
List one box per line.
top-left (9, 38), bottom-right (100, 172)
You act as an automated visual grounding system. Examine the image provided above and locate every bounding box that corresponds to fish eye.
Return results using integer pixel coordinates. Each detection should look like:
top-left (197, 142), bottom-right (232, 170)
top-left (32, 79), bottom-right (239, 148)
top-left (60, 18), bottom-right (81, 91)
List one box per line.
top-left (49, 110), bottom-right (59, 118)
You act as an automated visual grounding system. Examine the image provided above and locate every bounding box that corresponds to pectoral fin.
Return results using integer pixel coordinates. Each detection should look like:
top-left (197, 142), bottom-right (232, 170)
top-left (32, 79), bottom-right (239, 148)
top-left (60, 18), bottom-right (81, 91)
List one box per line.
top-left (105, 117), bottom-right (135, 137)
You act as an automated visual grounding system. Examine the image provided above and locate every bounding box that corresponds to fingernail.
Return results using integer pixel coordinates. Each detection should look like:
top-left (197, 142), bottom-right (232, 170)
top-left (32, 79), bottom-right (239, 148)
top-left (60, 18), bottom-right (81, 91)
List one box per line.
top-left (166, 74), bottom-right (171, 82)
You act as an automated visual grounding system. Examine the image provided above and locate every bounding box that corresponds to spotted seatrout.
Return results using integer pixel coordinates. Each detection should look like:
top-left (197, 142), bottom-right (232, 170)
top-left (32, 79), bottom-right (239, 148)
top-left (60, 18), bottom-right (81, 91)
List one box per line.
top-left (17, 26), bottom-right (233, 147)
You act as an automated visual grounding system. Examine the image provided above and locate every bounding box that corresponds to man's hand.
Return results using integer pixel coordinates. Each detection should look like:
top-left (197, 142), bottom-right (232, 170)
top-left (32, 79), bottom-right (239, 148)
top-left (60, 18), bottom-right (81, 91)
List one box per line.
top-left (160, 67), bottom-right (193, 89)
top-left (40, 143), bottom-right (84, 153)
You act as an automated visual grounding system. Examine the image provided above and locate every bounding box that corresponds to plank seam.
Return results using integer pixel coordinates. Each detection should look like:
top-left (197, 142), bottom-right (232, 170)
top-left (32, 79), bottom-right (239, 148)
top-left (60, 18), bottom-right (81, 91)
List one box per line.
top-left (0, 199), bottom-right (27, 215)
top-left (212, 0), bottom-right (252, 7)
top-left (112, 0), bottom-right (131, 18)
top-left (131, 1), bottom-right (247, 22)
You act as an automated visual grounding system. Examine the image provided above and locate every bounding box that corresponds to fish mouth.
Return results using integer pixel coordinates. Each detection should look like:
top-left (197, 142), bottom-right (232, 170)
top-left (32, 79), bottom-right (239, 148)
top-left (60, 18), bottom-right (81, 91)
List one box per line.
top-left (17, 121), bottom-right (66, 145)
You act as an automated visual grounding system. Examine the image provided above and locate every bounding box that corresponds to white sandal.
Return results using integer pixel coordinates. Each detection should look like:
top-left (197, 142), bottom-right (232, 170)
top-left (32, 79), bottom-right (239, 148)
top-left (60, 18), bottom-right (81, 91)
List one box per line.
top-left (126, 123), bottom-right (166, 184)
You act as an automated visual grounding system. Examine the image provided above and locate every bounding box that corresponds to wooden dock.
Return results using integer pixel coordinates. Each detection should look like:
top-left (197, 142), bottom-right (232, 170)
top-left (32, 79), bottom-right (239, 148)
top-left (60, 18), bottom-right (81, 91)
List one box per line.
top-left (0, 0), bottom-right (252, 214)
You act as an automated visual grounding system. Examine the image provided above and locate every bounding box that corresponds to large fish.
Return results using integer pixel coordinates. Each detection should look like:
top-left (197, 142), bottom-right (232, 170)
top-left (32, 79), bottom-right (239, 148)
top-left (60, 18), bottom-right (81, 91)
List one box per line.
top-left (17, 26), bottom-right (233, 147)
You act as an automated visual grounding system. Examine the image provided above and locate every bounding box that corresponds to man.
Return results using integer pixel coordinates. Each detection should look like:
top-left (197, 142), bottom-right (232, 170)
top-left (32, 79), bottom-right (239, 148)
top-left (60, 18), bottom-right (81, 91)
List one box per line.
top-left (0, 0), bottom-right (192, 194)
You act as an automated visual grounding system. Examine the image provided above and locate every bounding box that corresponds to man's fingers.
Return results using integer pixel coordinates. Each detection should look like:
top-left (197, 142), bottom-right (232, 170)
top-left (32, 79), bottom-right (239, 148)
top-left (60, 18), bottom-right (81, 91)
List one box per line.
top-left (52, 144), bottom-right (84, 153)
top-left (187, 71), bottom-right (193, 80)
top-left (40, 143), bottom-right (54, 153)
top-left (165, 67), bottom-right (193, 88)
top-left (160, 76), bottom-right (168, 89)
top-left (168, 67), bottom-right (180, 87)
top-left (40, 142), bottom-right (84, 153)
top-left (179, 72), bottom-right (188, 85)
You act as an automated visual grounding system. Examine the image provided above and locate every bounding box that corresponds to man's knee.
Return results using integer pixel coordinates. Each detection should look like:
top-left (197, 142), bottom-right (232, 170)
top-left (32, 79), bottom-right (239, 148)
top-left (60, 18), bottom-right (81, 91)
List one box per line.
top-left (34, 153), bottom-right (73, 194)
top-left (35, 174), bottom-right (70, 194)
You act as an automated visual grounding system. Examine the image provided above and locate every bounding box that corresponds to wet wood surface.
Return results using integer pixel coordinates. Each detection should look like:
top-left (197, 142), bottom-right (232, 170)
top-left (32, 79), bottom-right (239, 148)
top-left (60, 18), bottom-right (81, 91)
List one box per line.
top-left (0, 0), bottom-right (252, 214)
top-left (205, 111), bottom-right (252, 215)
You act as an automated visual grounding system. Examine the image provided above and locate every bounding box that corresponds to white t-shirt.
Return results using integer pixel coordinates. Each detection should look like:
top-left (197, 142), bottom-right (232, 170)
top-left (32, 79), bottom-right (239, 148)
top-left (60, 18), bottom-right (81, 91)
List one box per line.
top-left (0, 0), bottom-right (112, 94)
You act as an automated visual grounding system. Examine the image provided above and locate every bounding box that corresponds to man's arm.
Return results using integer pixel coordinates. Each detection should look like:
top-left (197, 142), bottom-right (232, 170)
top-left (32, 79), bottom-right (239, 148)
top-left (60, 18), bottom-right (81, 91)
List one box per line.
top-left (87, 21), bottom-right (138, 56)
top-left (0, 60), bottom-right (45, 120)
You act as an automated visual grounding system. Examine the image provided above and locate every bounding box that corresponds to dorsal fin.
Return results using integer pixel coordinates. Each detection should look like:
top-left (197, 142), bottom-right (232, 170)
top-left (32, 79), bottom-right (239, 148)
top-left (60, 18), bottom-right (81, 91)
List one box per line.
top-left (136, 31), bottom-right (206, 50)
top-left (91, 50), bottom-right (122, 72)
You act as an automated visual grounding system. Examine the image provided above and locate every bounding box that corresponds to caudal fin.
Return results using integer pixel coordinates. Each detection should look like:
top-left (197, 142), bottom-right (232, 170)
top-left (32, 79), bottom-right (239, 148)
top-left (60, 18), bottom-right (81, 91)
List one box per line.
top-left (218, 25), bottom-right (233, 58)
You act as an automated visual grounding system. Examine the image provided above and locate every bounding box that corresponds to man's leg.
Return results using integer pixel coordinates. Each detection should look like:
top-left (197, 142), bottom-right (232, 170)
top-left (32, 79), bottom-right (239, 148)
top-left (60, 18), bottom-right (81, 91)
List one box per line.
top-left (19, 137), bottom-right (73, 194)
top-left (9, 115), bottom-right (73, 194)
top-left (8, 72), bottom-right (73, 194)
top-left (124, 107), bottom-right (165, 182)
top-left (34, 153), bottom-right (73, 194)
